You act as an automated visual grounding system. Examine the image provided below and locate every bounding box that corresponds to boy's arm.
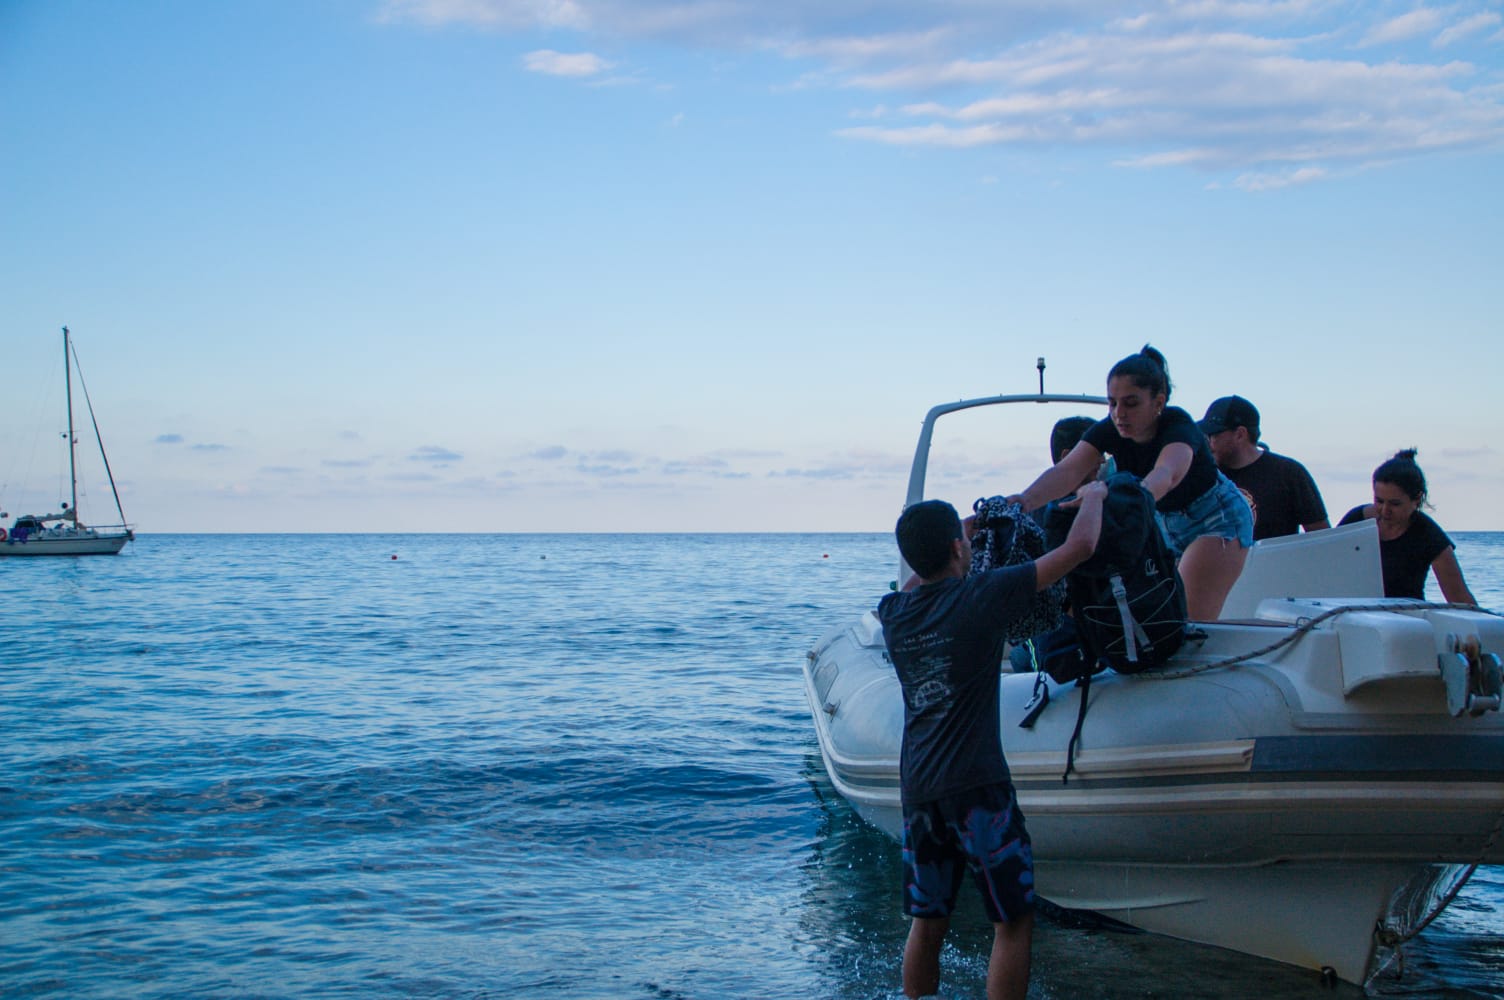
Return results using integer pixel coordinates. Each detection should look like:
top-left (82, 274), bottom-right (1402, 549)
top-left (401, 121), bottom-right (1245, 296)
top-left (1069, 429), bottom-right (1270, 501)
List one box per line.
top-left (1031, 481), bottom-right (1106, 591)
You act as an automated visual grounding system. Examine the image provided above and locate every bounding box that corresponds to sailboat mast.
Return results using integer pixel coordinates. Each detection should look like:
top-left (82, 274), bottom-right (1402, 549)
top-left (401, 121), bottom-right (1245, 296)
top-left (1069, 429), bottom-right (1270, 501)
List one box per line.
top-left (64, 325), bottom-right (78, 522)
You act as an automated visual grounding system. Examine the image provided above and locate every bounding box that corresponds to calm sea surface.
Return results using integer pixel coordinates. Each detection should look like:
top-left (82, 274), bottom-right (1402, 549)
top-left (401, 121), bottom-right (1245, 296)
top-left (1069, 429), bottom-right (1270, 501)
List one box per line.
top-left (3, 533), bottom-right (1502, 999)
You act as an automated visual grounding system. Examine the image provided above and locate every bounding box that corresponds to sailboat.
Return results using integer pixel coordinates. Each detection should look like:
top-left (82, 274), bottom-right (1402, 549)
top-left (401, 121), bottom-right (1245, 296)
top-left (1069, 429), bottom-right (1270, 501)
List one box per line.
top-left (1, 327), bottom-right (134, 556)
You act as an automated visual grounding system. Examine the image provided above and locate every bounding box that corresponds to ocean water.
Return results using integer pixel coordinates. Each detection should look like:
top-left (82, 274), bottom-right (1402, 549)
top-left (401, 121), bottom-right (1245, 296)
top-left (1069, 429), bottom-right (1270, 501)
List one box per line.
top-left (2, 532), bottom-right (1502, 1000)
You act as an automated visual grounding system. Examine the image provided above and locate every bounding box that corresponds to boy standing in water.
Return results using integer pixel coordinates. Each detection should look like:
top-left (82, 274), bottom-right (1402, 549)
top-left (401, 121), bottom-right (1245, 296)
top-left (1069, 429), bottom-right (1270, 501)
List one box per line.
top-left (878, 487), bottom-right (1107, 1000)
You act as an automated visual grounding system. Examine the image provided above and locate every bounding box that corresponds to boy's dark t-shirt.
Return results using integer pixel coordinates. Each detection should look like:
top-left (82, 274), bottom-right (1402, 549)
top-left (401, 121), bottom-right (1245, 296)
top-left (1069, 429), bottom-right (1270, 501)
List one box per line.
top-left (877, 564), bottom-right (1036, 804)
top-left (1338, 506), bottom-right (1452, 599)
top-left (1082, 406), bottom-right (1216, 513)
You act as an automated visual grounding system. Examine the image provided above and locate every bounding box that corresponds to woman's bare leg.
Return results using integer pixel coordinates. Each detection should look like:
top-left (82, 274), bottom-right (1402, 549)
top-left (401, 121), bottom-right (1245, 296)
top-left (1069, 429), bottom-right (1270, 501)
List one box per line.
top-left (1178, 535), bottom-right (1248, 620)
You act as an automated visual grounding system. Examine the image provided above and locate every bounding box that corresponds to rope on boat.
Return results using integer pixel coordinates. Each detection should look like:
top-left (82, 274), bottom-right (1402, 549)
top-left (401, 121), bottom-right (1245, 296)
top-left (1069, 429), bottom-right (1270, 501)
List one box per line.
top-left (1140, 601), bottom-right (1502, 681)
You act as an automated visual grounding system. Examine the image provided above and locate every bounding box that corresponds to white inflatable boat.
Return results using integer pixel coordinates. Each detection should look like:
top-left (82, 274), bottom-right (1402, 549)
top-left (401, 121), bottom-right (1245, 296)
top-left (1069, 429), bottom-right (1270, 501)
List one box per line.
top-left (802, 385), bottom-right (1504, 985)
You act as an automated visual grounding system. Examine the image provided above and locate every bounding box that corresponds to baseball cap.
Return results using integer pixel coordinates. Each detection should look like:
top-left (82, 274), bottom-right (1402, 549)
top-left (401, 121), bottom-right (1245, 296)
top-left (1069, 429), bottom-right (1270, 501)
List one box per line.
top-left (1199, 395), bottom-right (1260, 436)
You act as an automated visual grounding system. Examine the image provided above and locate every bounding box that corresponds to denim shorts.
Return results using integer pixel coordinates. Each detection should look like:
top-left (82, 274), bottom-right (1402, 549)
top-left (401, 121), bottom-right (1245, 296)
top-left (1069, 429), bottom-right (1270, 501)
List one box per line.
top-left (1157, 472), bottom-right (1254, 557)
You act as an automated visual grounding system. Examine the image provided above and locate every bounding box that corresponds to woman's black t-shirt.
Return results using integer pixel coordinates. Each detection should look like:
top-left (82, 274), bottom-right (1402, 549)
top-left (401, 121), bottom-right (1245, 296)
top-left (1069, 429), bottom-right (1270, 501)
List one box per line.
top-left (1082, 406), bottom-right (1218, 513)
top-left (1338, 506), bottom-right (1453, 599)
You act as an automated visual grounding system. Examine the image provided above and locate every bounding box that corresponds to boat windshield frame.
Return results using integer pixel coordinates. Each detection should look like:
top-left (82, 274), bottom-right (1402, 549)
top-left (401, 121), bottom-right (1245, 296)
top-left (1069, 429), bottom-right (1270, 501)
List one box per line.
top-left (905, 392), bottom-right (1109, 508)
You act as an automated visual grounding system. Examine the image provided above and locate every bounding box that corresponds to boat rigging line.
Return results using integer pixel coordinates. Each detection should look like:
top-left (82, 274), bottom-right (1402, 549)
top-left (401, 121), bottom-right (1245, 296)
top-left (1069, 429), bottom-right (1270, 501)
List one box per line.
top-left (66, 330), bottom-right (130, 529)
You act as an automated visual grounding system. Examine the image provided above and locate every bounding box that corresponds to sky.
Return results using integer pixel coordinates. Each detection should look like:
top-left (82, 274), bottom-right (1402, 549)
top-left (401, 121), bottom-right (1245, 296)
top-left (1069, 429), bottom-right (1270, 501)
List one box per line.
top-left (2, 0), bottom-right (1501, 533)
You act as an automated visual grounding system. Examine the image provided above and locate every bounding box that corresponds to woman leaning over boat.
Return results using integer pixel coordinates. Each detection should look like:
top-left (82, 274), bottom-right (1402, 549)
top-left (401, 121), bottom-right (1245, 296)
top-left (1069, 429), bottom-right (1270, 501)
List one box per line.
top-left (1007, 345), bottom-right (1253, 620)
top-left (1338, 449), bottom-right (1477, 605)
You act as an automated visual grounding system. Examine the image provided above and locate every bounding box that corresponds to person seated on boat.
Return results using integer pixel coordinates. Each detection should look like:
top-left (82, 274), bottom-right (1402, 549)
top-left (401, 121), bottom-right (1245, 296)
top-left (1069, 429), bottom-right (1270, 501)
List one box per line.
top-left (1337, 449), bottom-right (1477, 605)
top-left (1198, 395), bottom-right (1330, 541)
top-left (878, 486), bottom-right (1108, 1000)
top-left (1006, 345), bottom-right (1252, 621)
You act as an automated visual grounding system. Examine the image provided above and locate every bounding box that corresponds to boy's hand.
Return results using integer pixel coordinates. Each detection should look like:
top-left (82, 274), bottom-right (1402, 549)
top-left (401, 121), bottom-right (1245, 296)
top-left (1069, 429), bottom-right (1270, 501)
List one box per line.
top-left (1056, 481), bottom-right (1107, 510)
top-left (1076, 481), bottom-right (1107, 503)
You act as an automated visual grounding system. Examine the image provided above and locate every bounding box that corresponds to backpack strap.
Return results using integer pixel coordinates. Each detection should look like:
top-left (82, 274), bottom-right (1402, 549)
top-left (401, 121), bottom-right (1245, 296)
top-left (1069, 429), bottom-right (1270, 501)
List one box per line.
top-left (1062, 669), bottom-right (1093, 783)
top-left (1109, 573), bottom-right (1150, 665)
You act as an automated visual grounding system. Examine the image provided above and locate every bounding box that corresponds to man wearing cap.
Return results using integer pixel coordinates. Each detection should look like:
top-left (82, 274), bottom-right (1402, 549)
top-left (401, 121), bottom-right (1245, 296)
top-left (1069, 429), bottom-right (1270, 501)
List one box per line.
top-left (1198, 395), bottom-right (1330, 541)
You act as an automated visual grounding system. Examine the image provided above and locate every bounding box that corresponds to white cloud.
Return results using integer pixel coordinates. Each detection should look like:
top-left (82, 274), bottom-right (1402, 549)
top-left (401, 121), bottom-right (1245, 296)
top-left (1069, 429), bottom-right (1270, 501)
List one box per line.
top-left (836, 28), bottom-right (1504, 176)
top-left (410, 445), bottom-right (463, 463)
top-left (523, 49), bottom-right (612, 77)
top-left (381, 1), bottom-right (1504, 185)
top-left (1435, 12), bottom-right (1503, 47)
top-left (776, 27), bottom-right (954, 67)
top-left (1231, 165), bottom-right (1329, 190)
top-left (838, 122), bottom-right (1038, 148)
top-left (379, 0), bottom-right (588, 30)
top-left (1359, 9), bottom-right (1446, 48)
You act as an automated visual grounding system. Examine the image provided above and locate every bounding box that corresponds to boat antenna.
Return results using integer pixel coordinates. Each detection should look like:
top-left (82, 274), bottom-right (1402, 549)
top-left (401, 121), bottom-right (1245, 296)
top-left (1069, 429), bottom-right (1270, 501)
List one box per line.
top-left (1037, 356), bottom-right (1046, 395)
top-left (68, 330), bottom-right (131, 528)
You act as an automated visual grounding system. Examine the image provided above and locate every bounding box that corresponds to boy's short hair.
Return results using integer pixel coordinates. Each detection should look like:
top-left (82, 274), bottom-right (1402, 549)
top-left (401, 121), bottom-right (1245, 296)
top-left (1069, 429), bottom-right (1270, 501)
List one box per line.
top-left (895, 500), bottom-right (962, 578)
top-left (1050, 416), bottom-right (1096, 463)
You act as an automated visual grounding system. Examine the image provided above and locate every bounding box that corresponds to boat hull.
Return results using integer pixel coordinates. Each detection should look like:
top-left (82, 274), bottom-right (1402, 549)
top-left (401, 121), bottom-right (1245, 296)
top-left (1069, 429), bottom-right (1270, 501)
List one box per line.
top-left (803, 601), bottom-right (1504, 984)
top-left (0, 531), bottom-right (131, 556)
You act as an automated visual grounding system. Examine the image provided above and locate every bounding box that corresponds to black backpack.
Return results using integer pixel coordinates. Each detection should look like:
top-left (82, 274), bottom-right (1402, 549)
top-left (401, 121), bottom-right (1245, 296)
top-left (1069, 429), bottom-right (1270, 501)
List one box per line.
top-left (1046, 472), bottom-right (1188, 675)
top-left (1037, 474), bottom-right (1189, 781)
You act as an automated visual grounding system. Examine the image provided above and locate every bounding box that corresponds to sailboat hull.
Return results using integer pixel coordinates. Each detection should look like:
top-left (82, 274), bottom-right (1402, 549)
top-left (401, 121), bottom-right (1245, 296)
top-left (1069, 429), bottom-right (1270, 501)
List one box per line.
top-left (0, 531), bottom-right (131, 556)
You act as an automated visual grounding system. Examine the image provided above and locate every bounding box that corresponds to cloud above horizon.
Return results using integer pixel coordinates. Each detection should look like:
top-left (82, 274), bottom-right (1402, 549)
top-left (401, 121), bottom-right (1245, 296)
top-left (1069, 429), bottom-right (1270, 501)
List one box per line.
top-left (409, 445), bottom-right (464, 464)
top-left (379, 0), bottom-right (1504, 182)
top-left (523, 48), bottom-right (611, 76)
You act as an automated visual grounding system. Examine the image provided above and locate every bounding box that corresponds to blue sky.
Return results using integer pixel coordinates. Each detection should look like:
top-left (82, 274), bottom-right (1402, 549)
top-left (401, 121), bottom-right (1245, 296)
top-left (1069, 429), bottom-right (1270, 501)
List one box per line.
top-left (2, 0), bottom-right (1501, 532)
